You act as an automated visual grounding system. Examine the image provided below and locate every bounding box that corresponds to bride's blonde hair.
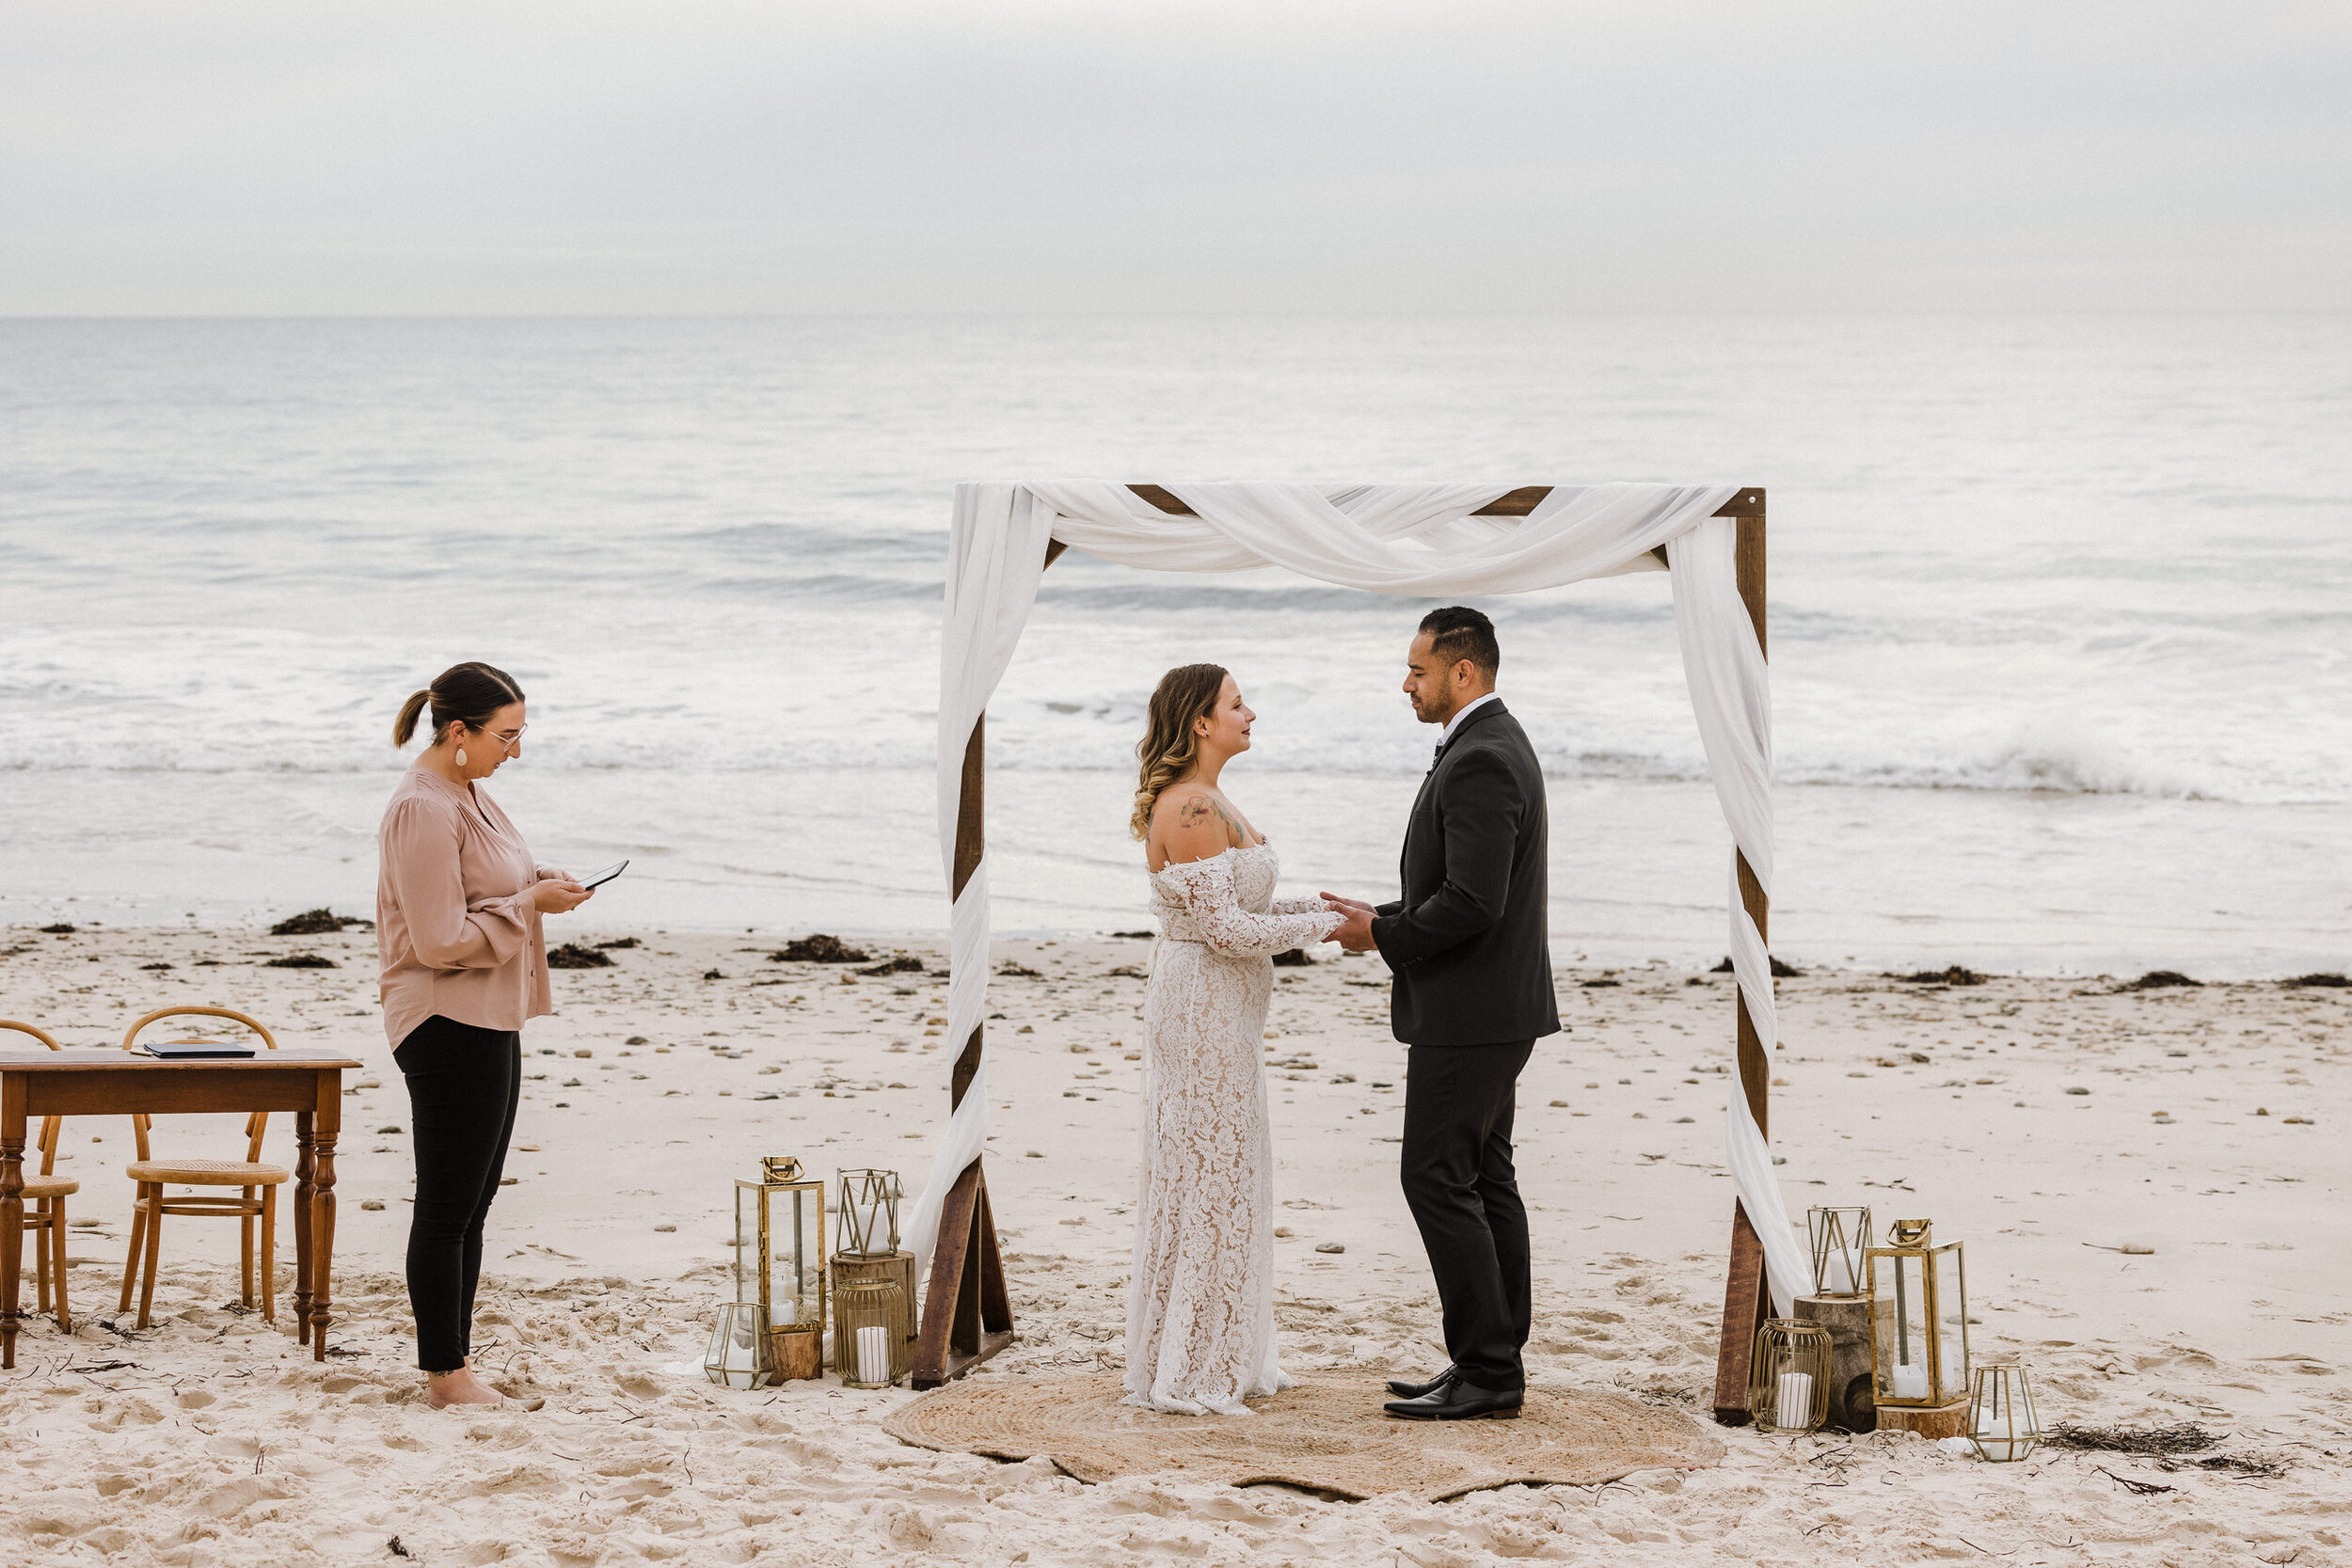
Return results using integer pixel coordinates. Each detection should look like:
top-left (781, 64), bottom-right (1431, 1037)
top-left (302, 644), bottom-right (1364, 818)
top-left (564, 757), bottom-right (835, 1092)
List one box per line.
top-left (1131, 663), bottom-right (1230, 841)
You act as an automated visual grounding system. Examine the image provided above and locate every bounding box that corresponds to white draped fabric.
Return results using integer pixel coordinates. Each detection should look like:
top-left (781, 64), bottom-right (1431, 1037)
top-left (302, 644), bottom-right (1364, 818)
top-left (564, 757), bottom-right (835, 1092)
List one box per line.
top-left (910, 480), bottom-right (1808, 1319)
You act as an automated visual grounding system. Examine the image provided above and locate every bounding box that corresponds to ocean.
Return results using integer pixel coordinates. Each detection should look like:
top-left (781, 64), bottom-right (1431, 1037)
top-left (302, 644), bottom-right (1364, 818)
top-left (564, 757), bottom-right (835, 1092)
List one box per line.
top-left (2, 314), bottom-right (2345, 976)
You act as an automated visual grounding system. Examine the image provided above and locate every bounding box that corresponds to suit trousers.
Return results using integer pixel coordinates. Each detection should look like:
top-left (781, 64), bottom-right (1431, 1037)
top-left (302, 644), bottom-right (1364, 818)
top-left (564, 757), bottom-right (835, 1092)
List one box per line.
top-left (393, 1014), bottom-right (522, 1373)
top-left (1400, 1039), bottom-right (1534, 1392)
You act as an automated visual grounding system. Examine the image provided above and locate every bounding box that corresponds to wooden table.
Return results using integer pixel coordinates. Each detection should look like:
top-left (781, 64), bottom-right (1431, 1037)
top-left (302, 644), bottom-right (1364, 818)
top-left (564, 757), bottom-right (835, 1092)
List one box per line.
top-left (0, 1046), bottom-right (360, 1369)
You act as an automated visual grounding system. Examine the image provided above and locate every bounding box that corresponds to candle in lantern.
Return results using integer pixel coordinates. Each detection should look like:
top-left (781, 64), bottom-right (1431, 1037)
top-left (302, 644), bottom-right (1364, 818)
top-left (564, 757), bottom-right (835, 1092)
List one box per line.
top-left (856, 1323), bottom-right (891, 1386)
top-left (1820, 1252), bottom-right (1855, 1294)
top-left (1775, 1370), bottom-right (1814, 1428)
top-left (1892, 1362), bottom-right (1929, 1401)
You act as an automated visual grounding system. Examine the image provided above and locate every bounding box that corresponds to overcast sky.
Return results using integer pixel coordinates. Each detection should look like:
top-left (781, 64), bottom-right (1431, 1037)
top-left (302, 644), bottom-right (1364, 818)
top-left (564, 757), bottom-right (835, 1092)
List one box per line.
top-left (3, 2), bottom-right (2345, 314)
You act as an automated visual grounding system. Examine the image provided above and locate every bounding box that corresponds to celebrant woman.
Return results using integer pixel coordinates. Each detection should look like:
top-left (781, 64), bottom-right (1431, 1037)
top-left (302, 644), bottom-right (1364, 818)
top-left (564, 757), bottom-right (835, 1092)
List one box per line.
top-left (377, 660), bottom-right (592, 1410)
top-left (1127, 664), bottom-right (1343, 1415)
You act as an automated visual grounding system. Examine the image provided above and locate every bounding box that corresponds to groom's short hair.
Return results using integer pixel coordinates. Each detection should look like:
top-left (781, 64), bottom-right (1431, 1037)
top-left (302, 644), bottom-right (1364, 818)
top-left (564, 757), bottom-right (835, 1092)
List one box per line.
top-left (1419, 606), bottom-right (1500, 681)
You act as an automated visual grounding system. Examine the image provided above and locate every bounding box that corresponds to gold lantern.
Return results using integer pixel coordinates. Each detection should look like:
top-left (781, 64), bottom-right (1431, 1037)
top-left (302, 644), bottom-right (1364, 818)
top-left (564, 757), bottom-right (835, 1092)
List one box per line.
top-left (1967, 1362), bottom-right (2040, 1462)
top-left (1807, 1205), bottom-right (1872, 1298)
top-left (834, 1275), bottom-right (913, 1388)
top-left (703, 1302), bottom-right (772, 1389)
top-left (834, 1168), bottom-right (903, 1258)
top-left (1746, 1319), bottom-right (1833, 1433)
top-left (1865, 1217), bottom-right (1968, 1408)
top-left (831, 1167), bottom-right (916, 1383)
top-left (735, 1154), bottom-right (826, 1382)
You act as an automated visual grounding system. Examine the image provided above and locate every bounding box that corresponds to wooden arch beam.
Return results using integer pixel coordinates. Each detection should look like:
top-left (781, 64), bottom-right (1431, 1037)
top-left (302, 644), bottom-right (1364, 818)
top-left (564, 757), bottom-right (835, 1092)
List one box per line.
top-left (1125, 483), bottom-right (1765, 519)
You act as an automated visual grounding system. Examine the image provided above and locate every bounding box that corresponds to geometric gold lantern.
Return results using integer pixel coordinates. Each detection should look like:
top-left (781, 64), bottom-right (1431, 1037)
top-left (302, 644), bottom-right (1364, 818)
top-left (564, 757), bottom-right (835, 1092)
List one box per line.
top-left (1967, 1362), bottom-right (2040, 1462)
top-left (1806, 1205), bottom-right (1872, 1298)
top-left (1746, 1318), bottom-right (1833, 1434)
top-left (1864, 1217), bottom-right (1968, 1408)
top-left (703, 1301), bottom-right (774, 1389)
top-left (735, 1155), bottom-right (827, 1382)
top-left (834, 1168), bottom-right (903, 1259)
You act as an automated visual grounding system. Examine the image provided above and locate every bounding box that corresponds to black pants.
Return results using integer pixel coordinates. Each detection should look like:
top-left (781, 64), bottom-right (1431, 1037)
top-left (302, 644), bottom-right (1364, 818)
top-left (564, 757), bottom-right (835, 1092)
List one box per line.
top-left (392, 1014), bottom-right (521, 1373)
top-left (1401, 1040), bottom-right (1534, 1392)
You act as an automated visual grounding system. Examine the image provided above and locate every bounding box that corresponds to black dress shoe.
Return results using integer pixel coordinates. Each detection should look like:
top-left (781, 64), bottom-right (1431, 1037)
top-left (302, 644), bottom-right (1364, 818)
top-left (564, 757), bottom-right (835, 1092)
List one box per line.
top-left (1383, 1379), bottom-right (1524, 1421)
top-left (1386, 1365), bottom-right (1458, 1400)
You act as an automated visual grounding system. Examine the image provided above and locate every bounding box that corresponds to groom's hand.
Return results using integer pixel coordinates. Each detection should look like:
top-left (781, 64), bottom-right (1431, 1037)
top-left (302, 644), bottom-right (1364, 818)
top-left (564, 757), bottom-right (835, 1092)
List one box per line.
top-left (1329, 904), bottom-right (1378, 952)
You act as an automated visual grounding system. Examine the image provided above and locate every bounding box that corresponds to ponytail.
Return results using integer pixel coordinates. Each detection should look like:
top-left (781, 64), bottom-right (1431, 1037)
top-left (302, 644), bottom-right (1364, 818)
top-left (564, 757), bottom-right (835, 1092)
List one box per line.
top-left (391, 689), bottom-right (433, 748)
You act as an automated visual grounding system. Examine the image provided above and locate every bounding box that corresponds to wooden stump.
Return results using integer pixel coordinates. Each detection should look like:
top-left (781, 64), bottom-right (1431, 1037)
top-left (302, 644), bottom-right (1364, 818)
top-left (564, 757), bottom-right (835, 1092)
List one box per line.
top-left (1795, 1293), bottom-right (1888, 1433)
top-left (771, 1326), bottom-right (823, 1383)
top-left (1875, 1400), bottom-right (1970, 1441)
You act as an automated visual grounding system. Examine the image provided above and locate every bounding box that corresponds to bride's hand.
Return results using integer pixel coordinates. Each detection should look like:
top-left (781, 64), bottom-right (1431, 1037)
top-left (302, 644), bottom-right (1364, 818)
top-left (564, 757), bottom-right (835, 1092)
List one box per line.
top-left (1318, 891), bottom-right (1375, 914)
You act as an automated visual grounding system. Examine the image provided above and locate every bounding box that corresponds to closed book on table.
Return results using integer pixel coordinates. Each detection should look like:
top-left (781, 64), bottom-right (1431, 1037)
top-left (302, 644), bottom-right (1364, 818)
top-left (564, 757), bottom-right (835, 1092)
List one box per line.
top-left (139, 1039), bottom-right (258, 1059)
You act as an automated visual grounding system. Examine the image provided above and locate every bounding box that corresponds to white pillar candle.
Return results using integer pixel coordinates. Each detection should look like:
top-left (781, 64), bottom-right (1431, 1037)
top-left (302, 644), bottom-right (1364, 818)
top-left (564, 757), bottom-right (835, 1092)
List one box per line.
top-left (1820, 1253), bottom-right (1856, 1294)
top-left (856, 1323), bottom-right (891, 1385)
top-left (1774, 1370), bottom-right (1814, 1428)
top-left (1891, 1362), bottom-right (1929, 1401)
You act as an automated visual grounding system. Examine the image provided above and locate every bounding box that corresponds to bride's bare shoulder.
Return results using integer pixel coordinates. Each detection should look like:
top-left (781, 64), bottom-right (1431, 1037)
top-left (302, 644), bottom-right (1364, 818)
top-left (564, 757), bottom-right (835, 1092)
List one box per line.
top-left (1153, 788), bottom-right (1239, 863)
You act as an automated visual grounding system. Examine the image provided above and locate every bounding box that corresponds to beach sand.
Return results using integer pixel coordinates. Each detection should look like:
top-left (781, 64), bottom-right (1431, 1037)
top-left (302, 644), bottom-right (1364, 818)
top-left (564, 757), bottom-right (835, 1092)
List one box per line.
top-left (2, 923), bottom-right (2346, 1564)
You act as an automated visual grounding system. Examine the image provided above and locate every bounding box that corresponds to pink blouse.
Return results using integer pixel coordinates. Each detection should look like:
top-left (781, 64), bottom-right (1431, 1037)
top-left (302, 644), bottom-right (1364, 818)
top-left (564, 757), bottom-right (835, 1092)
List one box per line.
top-left (374, 765), bottom-right (551, 1048)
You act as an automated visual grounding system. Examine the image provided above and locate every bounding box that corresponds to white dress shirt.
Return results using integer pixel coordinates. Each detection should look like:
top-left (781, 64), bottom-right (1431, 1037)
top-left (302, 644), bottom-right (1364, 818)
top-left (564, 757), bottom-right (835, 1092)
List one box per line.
top-left (1437, 690), bottom-right (1502, 751)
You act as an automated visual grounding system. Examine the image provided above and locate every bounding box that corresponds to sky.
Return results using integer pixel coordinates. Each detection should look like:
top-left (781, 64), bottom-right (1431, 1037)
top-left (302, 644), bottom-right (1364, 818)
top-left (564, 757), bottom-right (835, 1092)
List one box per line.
top-left (2, 1), bottom-right (2346, 315)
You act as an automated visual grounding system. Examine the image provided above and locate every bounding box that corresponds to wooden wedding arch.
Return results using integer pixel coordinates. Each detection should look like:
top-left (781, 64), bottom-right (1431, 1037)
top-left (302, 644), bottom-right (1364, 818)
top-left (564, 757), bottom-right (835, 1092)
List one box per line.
top-left (915, 483), bottom-right (1776, 1426)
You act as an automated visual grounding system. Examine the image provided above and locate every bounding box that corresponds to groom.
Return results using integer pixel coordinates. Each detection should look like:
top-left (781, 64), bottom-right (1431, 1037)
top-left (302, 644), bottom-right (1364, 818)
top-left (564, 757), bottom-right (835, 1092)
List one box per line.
top-left (1325, 606), bottom-right (1557, 1420)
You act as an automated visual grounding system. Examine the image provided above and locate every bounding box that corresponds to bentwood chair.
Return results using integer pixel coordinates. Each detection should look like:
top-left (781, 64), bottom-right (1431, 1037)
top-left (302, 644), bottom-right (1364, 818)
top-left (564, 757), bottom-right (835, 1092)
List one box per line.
top-left (117, 1006), bottom-right (288, 1327)
top-left (0, 1020), bottom-right (78, 1329)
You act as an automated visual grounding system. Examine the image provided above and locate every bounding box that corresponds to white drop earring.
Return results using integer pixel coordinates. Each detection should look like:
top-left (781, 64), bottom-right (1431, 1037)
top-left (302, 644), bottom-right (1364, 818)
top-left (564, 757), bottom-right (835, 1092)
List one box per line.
top-left (454, 746), bottom-right (469, 768)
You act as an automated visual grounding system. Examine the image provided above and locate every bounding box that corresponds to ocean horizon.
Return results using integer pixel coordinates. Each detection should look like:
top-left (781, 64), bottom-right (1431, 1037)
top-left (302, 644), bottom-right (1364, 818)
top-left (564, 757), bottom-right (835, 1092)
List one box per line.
top-left (4, 312), bottom-right (2346, 976)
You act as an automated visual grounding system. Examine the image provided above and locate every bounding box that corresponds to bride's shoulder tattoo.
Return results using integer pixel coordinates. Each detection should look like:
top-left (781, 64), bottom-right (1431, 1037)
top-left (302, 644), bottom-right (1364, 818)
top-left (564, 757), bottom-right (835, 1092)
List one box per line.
top-left (1176, 793), bottom-right (1245, 841)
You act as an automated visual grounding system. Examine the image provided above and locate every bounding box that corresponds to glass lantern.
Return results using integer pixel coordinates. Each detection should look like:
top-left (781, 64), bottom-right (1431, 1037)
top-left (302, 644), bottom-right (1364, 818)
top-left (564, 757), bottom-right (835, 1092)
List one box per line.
top-left (834, 1275), bottom-right (913, 1388)
top-left (1807, 1205), bottom-right (1872, 1298)
top-left (1865, 1217), bottom-right (1968, 1407)
top-left (1968, 1362), bottom-right (2040, 1462)
top-left (735, 1154), bottom-right (826, 1381)
top-left (703, 1302), bottom-right (772, 1389)
top-left (834, 1168), bottom-right (903, 1259)
top-left (1746, 1319), bottom-right (1833, 1433)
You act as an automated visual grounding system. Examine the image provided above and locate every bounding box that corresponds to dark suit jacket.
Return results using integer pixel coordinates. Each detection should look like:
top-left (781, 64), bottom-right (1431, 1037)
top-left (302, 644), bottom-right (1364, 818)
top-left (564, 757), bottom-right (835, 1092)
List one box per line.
top-left (1371, 698), bottom-right (1559, 1048)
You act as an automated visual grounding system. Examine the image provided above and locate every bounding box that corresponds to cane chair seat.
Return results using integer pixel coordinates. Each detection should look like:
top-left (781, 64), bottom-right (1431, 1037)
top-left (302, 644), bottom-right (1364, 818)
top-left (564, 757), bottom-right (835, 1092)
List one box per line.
top-left (21, 1175), bottom-right (77, 1200)
top-left (126, 1159), bottom-right (290, 1186)
top-left (117, 1006), bottom-right (289, 1328)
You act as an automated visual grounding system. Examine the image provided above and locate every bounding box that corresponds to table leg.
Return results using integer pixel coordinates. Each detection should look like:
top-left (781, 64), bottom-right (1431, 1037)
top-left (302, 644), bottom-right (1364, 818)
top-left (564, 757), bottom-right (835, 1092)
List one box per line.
top-left (309, 1115), bottom-right (339, 1362)
top-left (1, 1076), bottom-right (24, 1370)
top-left (294, 1111), bottom-right (315, 1346)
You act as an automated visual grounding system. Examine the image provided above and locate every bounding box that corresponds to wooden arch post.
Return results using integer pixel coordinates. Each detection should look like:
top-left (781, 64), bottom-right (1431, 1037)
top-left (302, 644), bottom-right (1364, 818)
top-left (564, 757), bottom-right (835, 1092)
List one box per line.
top-left (911, 536), bottom-right (1070, 1388)
top-left (1711, 492), bottom-right (1772, 1424)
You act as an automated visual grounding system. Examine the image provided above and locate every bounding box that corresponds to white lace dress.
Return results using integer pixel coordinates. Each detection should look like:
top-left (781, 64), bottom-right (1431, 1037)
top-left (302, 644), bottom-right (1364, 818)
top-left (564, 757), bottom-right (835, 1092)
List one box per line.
top-left (1124, 843), bottom-right (1342, 1416)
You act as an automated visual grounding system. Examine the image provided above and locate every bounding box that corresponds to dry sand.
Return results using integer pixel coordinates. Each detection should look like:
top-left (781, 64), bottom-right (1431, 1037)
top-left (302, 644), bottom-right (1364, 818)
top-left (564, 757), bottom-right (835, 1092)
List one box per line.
top-left (2, 921), bottom-right (2347, 1565)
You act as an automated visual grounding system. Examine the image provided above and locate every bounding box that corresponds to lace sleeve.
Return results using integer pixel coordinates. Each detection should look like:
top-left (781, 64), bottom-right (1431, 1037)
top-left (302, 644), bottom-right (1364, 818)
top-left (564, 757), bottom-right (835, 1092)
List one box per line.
top-left (1270, 895), bottom-right (1328, 916)
top-left (1160, 858), bottom-right (1343, 958)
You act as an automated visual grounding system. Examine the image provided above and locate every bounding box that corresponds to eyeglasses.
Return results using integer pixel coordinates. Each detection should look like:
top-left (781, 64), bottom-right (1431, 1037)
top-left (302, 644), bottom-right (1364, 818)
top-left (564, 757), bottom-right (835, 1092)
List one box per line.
top-left (472, 723), bottom-right (527, 752)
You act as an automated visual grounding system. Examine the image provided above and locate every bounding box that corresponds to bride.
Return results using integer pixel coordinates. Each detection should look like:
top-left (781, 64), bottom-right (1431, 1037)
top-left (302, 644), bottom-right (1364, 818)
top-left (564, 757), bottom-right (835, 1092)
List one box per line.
top-left (1125, 663), bottom-right (1343, 1415)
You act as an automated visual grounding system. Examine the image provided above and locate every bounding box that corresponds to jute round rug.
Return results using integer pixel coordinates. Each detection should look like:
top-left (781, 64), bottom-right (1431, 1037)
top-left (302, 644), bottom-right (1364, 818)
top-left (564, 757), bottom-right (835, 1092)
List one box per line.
top-left (883, 1372), bottom-right (1724, 1502)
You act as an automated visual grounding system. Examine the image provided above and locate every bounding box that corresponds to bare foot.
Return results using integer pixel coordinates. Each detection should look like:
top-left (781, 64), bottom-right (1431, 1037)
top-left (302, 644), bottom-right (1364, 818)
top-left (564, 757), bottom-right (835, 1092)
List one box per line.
top-left (426, 1367), bottom-right (511, 1409)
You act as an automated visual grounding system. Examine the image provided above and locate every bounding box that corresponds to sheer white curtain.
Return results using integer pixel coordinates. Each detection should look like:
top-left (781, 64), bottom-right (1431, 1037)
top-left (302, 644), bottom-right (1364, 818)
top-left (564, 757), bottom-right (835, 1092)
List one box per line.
top-left (912, 480), bottom-right (1806, 1317)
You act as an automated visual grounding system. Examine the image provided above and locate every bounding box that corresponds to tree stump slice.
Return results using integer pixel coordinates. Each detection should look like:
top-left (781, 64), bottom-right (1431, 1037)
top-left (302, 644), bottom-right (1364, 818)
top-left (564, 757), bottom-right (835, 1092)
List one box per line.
top-left (1795, 1293), bottom-right (1888, 1433)
top-left (1875, 1400), bottom-right (1970, 1441)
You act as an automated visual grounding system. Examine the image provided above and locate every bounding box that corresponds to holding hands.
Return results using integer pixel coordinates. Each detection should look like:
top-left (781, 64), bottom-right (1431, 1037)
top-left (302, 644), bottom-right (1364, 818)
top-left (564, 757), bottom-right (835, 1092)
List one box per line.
top-left (1319, 891), bottom-right (1378, 953)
